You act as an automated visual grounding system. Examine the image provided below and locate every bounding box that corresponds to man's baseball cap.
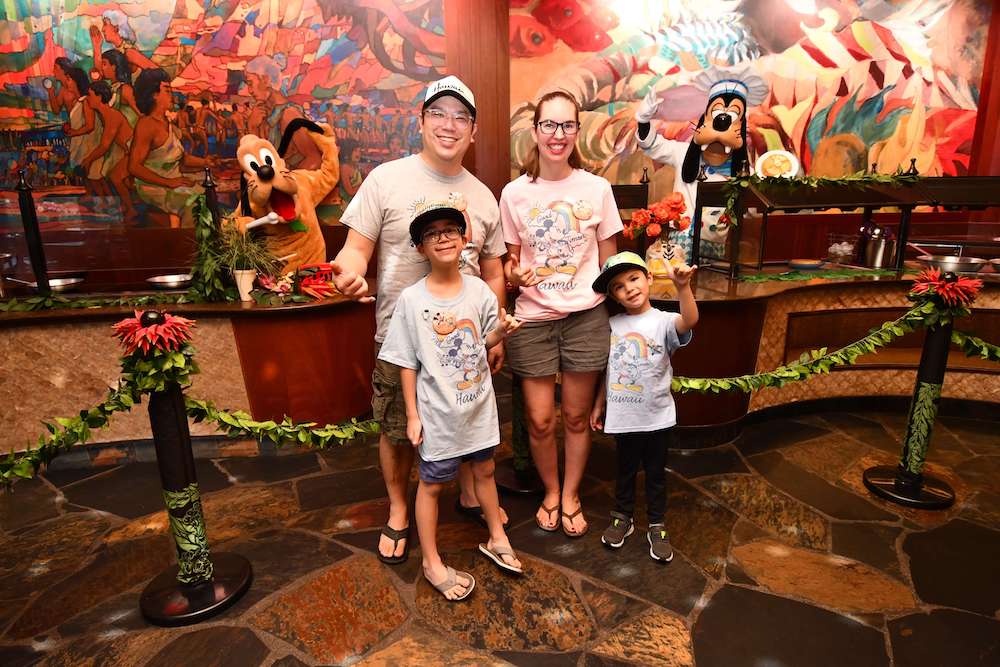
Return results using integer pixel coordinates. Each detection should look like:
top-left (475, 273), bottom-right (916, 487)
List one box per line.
top-left (592, 251), bottom-right (649, 294)
top-left (422, 75), bottom-right (476, 118)
top-left (409, 201), bottom-right (467, 246)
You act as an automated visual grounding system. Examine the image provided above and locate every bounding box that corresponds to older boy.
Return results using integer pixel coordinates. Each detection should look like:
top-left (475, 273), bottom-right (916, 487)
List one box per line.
top-left (379, 203), bottom-right (522, 600)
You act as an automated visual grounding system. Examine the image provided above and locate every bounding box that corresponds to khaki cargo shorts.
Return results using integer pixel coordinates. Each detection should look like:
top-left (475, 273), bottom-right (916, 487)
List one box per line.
top-left (371, 342), bottom-right (408, 443)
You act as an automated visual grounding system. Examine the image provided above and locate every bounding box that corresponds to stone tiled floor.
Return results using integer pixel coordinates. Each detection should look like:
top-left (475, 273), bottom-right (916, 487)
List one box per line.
top-left (1, 410), bottom-right (998, 666)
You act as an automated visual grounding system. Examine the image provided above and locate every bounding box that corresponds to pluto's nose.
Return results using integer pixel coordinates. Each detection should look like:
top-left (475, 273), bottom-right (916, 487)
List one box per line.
top-left (256, 164), bottom-right (275, 182)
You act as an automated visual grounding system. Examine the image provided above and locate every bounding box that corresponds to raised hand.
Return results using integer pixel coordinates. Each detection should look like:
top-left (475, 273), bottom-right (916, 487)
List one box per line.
top-left (635, 89), bottom-right (662, 123)
top-left (508, 253), bottom-right (541, 288)
top-left (330, 261), bottom-right (374, 303)
top-left (664, 261), bottom-right (697, 288)
top-left (496, 307), bottom-right (522, 338)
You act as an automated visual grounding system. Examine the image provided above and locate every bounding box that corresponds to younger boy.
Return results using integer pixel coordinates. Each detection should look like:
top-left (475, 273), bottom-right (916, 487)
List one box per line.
top-left (379, 202), bottom-right (524, 601)
top-left (590, 252), bottom-right (698, 562)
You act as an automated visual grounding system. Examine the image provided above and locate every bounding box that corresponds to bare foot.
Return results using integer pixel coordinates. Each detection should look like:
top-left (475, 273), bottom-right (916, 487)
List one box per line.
top-left (487, 538), bottom-right (522, 570)
top-left (561, 497), bottom-right (588, 536)
top-left (424, 562), bottom-right (473, 600)
top-left (536, 493), bottom-right (561, 531)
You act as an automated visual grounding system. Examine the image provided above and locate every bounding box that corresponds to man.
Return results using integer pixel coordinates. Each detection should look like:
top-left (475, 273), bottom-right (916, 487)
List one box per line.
top-left (332, 76), bottom-right (509, 563)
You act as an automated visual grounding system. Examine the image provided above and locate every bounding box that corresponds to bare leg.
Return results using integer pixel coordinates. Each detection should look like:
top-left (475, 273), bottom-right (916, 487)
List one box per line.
top-left (109, 159), bottom-right (137, 219)
top-left (523, 375), bottom-right (560, 529)
top-left (418, 479), bottom-right (472, 600)
top-left (377, 433), bottom-right (414, 559)
top-left (458, 462), bottom-right (508, 525)
top-left (559, 370), bottom-right (600, 535)
top-left (472, 458), bottom-right (521, 570)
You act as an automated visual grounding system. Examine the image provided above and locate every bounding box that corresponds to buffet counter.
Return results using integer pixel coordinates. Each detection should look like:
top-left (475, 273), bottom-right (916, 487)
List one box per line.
top-left (1, 295), bottom-right (375, 453)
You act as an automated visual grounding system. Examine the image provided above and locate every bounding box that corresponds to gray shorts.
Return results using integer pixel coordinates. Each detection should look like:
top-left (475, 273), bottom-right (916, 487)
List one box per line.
top-left (506, 303), bottom-right (611, 377)
top-left (371, 342), bottom-right (408, 444)
top-left (418, 446), bottom-right (495, 484)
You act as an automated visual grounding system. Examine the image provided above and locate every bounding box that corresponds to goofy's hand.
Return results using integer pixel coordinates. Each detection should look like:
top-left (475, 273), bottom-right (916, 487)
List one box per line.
top-left (635, 89), bottom-right (662, 123)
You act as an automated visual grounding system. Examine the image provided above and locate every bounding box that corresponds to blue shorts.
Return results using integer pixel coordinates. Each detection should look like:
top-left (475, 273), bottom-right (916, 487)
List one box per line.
top-left (418, 446), bottom-right (496, 484)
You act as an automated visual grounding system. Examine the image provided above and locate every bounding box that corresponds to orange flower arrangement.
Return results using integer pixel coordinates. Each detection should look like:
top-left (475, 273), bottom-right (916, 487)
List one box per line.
top-left (623, 192), bottom-right (691, 240)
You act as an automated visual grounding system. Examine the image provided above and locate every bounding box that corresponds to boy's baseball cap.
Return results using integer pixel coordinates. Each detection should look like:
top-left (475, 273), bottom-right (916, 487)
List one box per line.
top-left (592, 251), bottom-right (649, 294)
top-left (422, 75), bottom-right (476, 118)
top-left (409, 201), bottom-right (467, 246)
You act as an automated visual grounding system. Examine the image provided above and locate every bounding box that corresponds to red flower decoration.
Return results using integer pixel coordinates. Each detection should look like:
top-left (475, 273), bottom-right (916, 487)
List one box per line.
top-left (646, 222), bottom-right (662, 238)
top-left (910, 268), bottom-right (982, 307)
top-left (113, 310), bottom-right (195, 355)
top-left (623, 193), bottom-right (688, 240)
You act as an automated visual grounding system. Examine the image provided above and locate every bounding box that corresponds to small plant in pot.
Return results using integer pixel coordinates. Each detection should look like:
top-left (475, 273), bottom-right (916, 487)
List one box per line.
top-left (215, 224), bottom-right (280, 301)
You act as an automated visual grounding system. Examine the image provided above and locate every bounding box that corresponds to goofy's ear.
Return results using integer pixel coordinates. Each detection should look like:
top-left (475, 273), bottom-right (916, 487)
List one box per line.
top-left (681, 141), bottom-right (701, 184)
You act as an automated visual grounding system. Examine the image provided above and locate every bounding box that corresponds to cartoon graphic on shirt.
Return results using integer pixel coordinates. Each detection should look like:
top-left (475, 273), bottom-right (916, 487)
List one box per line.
top-left (431, 310), bottom-right (486, 391)
top-left (609, 332), bottom-right (663, 393)
top-left (526, 200), bottom-right (588, 278)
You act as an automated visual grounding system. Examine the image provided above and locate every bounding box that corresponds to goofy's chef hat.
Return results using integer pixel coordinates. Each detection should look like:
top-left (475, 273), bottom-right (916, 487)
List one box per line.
top-left (692, 65), bottom-right (769, 106)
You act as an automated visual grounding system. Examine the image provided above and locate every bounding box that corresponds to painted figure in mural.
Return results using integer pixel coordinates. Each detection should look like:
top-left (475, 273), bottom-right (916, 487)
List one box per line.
top-left (51, 58), bottom-right (102, 190)
top-left (243, 56), bottom-right (318, 169)
top-left (79, 81), bottom-right (137, 220)
top-left (128, 69), bottom-right (214, 228)
top-left (98, 49), bottom-right (140, 127)
top-left (336, 139), bottom-right (363, 202)
top-left (500, 90), bottom-right (622, 538)
top-left (90, 10), bottom-right (157, 76)
top-left (332, 76), bottom-right (511, 567)
top-left (636, 66), bottom-right (768, 261)
top-left (234, 121), bottom-right (340, 273)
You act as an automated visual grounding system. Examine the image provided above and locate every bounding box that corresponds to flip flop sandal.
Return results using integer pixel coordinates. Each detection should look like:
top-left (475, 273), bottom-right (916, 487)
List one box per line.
top-left (455, 498), bottom-right (510, 529)
top-left (561, 506), bottom-right (589, 538)
top-left (478, 543), bottom-right (524, 575)
top-left (426, 566), bottom-right (476, 601)
top-left (377, 524), bottom-right (410, 565)
top-left (535, 503), bottom-right (561, 532)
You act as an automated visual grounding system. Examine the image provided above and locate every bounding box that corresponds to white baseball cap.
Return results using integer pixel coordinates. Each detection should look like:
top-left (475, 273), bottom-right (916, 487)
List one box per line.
top-left (423, 75), bottom-right (476, 118)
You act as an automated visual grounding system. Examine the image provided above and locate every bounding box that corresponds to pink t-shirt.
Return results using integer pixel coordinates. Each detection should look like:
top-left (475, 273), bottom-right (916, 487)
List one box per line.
top-left (500, 169), bottom-right (623, 322)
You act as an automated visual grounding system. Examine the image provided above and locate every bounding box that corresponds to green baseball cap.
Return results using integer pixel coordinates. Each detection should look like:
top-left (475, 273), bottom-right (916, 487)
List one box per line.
top-left (592, 251), bottom-right (649, 294)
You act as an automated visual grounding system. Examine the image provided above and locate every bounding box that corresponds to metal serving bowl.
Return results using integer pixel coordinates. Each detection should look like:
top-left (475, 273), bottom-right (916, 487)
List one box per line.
top-left (5, 275), bottom-right (85, 292)
top-left (916, 255), bottom-right (986, 273)
top-left (146, 273), bottom-right (193, 290)
top-left (990, 258), bottom-right (1000, 272)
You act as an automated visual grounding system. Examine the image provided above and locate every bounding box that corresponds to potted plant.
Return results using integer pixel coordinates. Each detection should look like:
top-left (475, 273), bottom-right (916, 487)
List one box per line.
top-left (215, 224), bottom-right (280, 301)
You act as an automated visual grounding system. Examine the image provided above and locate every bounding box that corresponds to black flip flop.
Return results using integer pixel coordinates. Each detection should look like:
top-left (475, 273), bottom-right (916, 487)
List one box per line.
top-left (455, 498), bottom-right (509, 528)
top-left (377, 524), bottom-right (409, 564)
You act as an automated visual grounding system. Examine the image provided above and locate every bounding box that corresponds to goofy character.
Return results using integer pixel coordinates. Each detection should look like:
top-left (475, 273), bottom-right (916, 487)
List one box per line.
top-left (635, 66), bottom-right (768, 262)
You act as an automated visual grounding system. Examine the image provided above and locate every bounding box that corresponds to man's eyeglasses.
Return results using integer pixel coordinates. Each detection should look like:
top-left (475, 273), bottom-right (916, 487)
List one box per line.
top-left (535, 119), bottom-right (579, 135)
top-left (421, 226), bottom-right (463, 243)
top-left (424, 108), bottom-right (473, 129)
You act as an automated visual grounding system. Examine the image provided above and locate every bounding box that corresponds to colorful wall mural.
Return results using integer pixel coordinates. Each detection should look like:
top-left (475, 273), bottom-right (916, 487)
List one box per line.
top-left (0, 0), bottom-right (445, 227)
top-left (509, 0), bottom-right (993, 195)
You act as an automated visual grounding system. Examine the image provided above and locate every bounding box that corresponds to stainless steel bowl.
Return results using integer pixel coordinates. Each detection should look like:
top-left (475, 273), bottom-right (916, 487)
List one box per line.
top-left (146, 273), bottom-right (193, 290)
top-left (4, 275), bottom-right (85, 292)
top-left (990, 258), bottom-right (1000, 272)
top-left (916, 255), bottom-right (986, 273)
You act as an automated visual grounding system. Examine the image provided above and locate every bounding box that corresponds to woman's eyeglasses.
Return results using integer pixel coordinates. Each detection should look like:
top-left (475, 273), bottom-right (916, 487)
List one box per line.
top-left (423, 108), bottom-right (473, 129)
top-left (421, 226), bottom-right (463, 243)
top-left (535, 119), bottom-right (579, 135)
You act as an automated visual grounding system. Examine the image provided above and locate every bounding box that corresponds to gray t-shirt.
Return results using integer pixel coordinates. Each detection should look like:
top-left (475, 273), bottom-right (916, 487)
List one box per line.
top-left (340, 154), bottom-right (505, 342)
top-left (377, 275), bottom-right (500, 461)
top-left (604, 308), bottom-right (692, 434)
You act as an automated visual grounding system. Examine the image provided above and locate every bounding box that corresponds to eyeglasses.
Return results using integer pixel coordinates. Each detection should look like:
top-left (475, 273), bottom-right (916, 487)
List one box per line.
top-left (535, 119), bottom-right (579, 135)
top-left (423, 108), bottom-right (473, 129)
top-left (421, 226), bottom-right (463, 243)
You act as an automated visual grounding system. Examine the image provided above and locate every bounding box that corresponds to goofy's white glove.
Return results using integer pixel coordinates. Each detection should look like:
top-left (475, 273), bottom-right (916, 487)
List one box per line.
top-left (635, 89), bottom-right (662, 123)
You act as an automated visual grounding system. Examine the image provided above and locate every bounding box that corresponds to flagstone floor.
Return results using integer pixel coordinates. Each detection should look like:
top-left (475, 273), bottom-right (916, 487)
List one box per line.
top-left (1, 405), bottom-right (998, 666)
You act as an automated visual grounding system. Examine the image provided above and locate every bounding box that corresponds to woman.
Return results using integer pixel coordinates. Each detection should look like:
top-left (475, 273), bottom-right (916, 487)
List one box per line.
top-left (500, 91), bottom-right (621, 537)
top-left (99, 49), bottom-right (140, 126)
top-left (50, 58), bottom-right (100, 189)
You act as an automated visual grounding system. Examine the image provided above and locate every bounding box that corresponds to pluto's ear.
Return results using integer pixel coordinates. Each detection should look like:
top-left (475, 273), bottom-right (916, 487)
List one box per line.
top-left (277, 118), bottom-right (324, 156)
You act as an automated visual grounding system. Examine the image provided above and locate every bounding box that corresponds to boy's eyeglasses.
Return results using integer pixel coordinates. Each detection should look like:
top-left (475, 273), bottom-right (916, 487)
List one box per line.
top-left (421, 226), bottom-right (463, 243)
top-left (423, 108), bottom-right (473, 129)
top-left (535, 119), bottom-right (579, 135)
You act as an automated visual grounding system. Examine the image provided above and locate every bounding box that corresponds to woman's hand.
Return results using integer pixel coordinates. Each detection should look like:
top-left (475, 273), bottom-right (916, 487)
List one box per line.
top-left (507, 253), bottom-right (541, 288)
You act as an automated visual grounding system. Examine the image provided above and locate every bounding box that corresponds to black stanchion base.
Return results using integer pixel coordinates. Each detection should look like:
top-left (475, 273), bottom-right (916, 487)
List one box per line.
top-left (862, 465), bottom-right (956, 510)
top-left (140, 552), bottom-right (253, 627)
top-left (494, 458), bottom-right (544, 496)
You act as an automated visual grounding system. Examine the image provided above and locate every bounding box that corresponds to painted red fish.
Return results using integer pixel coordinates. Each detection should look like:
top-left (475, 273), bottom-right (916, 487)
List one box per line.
top-left (530, 0), bottom-right (613, 52)
top-left (510, 15), bottom-right (555, 58)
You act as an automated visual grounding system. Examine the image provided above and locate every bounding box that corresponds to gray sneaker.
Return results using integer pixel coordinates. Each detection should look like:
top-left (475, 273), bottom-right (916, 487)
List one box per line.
top-left (601, 512), bottom-right (634, 548)
top-left (647, 524), bottom-right (674, 562)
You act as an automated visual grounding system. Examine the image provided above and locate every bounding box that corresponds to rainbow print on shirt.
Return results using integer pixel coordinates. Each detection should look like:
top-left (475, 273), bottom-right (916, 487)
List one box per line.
top-left (430, 311), bottom-right (487, 394)
top-left (608, 331), bottom-right (664, 393)
top-left (525, 199), bottom-right (590, 283)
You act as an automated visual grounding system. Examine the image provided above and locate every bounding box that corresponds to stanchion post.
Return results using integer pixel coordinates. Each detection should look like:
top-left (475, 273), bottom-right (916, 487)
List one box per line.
top-left (16, 169), bottom-right (49, 293)
top-left (136, 310), bottom-right (252, 625)
top-left (202, 168), bottom-right (221, 227)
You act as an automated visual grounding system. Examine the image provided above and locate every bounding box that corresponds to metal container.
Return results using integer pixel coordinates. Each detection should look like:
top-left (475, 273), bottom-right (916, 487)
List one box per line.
top-left (146, 273), bottom-right (193, 290)
top-left (916, 255), bottom-right (986, 273)
top-left (862, 237), bottom-right (897, 268)
top-left (5, 276), bottom-right (85, 292)
top-left (990, 258), bottom-right (1000, 273)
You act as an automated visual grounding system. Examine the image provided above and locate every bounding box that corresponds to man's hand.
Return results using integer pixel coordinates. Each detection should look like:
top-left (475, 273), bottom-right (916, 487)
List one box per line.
top-left (487, 342), bottom-right (505, 374)
top-left (664, 261), bottom-right (697, 288)
top-left (330, 261), bottom-right (374, 303)
top-left (508, 253), bottom-right (541, 288)
top-left (406, 415), bottom-right (423, 447)
top-left (635, 89), bottom-right (662, 123)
